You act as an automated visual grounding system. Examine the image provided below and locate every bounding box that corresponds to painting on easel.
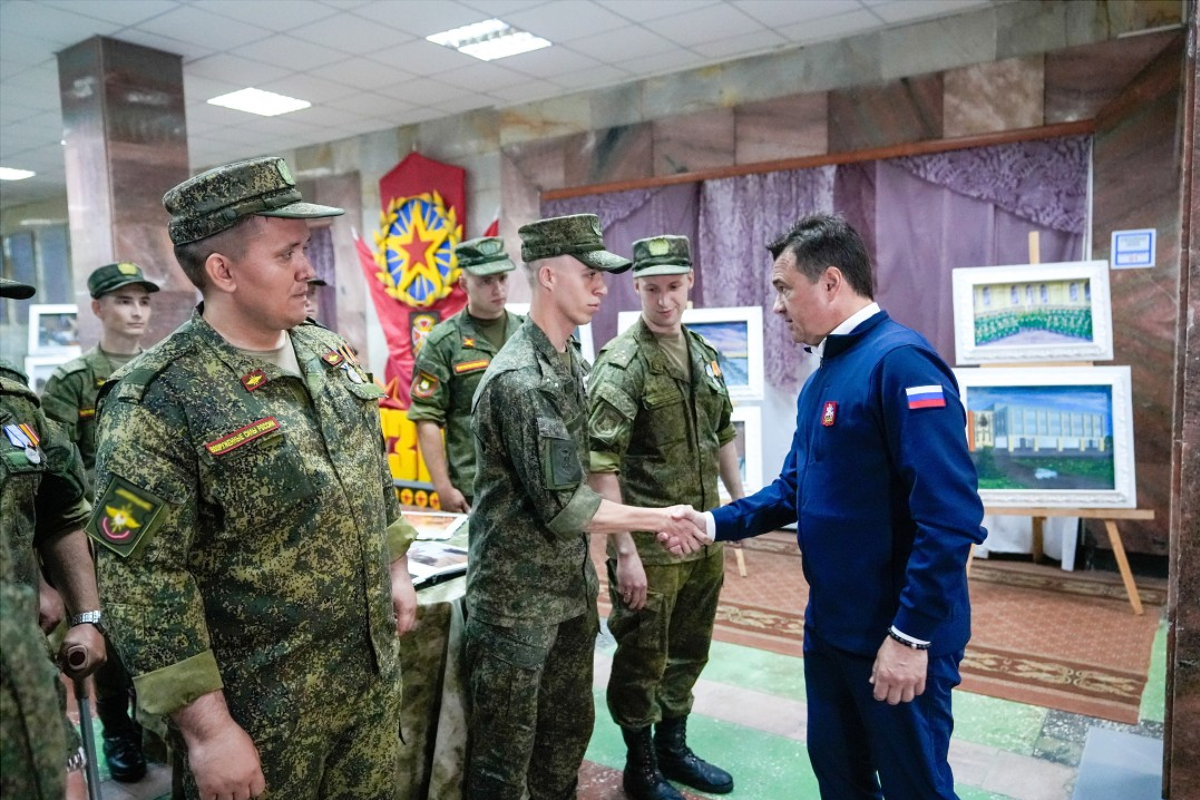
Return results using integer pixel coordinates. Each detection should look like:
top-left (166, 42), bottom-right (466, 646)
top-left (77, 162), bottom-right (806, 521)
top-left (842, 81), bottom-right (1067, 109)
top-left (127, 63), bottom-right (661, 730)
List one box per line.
top-left (951, 260), bottom-right (1113, 365)
top-left (953, 366), bottom-right (1136, 508)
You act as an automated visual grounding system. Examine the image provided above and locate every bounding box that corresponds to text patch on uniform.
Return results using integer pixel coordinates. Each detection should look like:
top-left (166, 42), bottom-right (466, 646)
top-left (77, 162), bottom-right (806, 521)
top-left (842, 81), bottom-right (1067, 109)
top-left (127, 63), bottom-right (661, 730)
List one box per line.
top-left (204, 417), bottom-right (281, 456)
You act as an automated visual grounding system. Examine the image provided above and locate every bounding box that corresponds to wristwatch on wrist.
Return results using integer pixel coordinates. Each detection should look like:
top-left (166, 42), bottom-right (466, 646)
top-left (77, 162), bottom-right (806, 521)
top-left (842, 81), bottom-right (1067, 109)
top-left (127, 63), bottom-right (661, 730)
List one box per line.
top-left (69, 609), bottom-right (106, 634)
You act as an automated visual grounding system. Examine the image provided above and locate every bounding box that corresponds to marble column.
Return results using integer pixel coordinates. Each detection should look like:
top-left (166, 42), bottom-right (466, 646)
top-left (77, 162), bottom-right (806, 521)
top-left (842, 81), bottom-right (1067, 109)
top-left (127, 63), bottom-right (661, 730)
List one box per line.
top-left (57, 36), bottom-right (193, 349)
top-left (1166, 6), bottom-right (1199, 796)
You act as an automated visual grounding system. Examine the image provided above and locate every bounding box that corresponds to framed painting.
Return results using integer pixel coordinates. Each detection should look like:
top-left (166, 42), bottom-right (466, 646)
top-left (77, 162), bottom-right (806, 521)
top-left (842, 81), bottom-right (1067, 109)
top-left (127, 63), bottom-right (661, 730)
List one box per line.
top-left (617, 306), bottom-right (764, 399)
top-left (23, 354), bottom-right (73, 393)
top-left (953, 366), bottom-right (1136, 508)
top-left (951, 261), bottom-right (1113, 365)
top-left (27, 303), bottom-right (81, 356)
top-left (721, 404), bottom-right (763, 500)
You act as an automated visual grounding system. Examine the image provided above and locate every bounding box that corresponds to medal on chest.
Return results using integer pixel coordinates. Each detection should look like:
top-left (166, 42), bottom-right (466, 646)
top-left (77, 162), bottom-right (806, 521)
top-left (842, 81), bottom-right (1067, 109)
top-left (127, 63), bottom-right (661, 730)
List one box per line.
top-left (3, 423), bottom-right (41, 464)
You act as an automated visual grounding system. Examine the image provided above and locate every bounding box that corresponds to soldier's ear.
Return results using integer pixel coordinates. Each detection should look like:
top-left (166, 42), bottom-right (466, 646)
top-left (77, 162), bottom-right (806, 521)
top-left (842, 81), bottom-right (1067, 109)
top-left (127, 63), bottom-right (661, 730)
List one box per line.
top-left (205, 252), bottom-right (237, 295)
top-left (537, 262), bottom-right (556, 291)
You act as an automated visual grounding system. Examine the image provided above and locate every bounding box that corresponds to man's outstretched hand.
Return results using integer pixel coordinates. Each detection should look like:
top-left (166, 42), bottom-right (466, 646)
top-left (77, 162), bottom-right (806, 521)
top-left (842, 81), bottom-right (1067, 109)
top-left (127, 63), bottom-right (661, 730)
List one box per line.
top-left (656, 506), bottom-right (711, 555)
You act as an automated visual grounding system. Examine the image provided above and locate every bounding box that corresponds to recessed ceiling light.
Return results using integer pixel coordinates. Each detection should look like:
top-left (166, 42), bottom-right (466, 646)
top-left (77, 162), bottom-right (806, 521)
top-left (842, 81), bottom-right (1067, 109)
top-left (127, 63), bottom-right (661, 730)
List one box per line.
top-left (207, 88), bottom-right (311, 117)
top-left (0, 167), bottom-right (36, 181)
top-left (427, 18), bottom-right (551, 61)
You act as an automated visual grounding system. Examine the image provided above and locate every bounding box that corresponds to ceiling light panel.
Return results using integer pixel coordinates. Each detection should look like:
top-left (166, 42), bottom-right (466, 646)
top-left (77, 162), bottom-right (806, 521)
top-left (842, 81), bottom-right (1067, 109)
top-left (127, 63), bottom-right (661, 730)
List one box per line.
top-left (427, 18), bottom-right (550, 61)
top-left (207, 88), bottom-right (312, 116)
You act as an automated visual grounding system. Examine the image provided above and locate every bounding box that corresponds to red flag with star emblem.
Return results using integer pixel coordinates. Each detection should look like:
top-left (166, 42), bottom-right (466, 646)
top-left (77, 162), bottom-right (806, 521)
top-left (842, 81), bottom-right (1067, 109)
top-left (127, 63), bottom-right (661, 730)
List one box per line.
top-left (356, 153), bottom-right (468, 407)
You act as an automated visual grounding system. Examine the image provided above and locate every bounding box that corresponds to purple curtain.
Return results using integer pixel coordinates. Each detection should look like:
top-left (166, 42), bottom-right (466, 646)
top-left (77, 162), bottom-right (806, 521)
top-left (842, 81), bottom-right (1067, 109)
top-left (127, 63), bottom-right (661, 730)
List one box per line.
top-left (697, 166), bottom-right (836, 391)
top-left (868, 137), bottom-right (1088, 364)
top-left (542, 183), bottom-right (700, 350)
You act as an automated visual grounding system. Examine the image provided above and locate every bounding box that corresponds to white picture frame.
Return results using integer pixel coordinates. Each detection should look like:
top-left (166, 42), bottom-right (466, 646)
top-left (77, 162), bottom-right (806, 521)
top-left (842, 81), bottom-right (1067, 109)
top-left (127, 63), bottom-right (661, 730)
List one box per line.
top-left (27, 303), bottom-right (81, 356)
top-left (953, 365), bottom-right (1136, 508)
top-left (24, 354), bottom-right (73, 394)
top-left (723, 404), bottom-right (763, 500)
top-left (951, 261), bottom-right (1113, 365)
top-left (617, 306), bottom-right (765, 400)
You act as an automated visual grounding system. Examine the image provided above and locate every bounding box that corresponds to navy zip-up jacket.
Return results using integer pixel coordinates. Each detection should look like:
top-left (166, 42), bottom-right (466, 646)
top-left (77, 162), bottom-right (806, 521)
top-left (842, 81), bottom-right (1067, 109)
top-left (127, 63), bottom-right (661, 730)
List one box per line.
top-left (712, 311), bottom-right (985, 657)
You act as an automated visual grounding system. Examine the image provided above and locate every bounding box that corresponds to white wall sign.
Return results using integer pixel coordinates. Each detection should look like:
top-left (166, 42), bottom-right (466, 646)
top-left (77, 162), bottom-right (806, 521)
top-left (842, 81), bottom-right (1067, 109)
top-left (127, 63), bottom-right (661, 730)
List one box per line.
top-left (1110, 228), bottom-right (1156, 269)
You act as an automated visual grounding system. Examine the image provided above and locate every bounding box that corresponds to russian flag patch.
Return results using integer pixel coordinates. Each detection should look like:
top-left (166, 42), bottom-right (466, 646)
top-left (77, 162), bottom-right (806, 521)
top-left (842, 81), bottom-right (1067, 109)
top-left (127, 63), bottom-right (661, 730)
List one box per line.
top-left (906, 384), bottom-right (946, 409)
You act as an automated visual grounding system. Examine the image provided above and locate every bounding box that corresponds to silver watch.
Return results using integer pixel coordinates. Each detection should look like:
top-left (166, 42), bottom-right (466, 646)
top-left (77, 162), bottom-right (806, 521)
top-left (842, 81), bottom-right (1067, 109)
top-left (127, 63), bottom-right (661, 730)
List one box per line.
top-left (69, 609), bottom-right (106, 634)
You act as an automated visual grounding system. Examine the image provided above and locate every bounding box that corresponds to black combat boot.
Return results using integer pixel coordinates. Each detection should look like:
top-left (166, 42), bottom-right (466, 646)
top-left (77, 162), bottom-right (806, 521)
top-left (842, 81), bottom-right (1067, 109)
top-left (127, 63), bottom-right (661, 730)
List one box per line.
top-left (96, 694), bottom-right (146, 783)
top-left (621, 726), bottom-right (685, 800)
top-left (655, 715), bottom-right (734, 794)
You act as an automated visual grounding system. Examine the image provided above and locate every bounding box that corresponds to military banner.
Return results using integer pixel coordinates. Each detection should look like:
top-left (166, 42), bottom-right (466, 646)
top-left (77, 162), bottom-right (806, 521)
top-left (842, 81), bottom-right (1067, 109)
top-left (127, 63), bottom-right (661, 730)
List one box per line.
top-left (355, 152), bottom-right (468, 407)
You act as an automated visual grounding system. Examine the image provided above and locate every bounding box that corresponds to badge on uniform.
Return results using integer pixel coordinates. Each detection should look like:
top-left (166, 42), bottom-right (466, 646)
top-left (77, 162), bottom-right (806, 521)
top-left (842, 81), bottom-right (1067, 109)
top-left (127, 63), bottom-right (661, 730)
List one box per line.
top-left (821, 401), bottom-right (837, 427)
top-left (79, 407), bottom-right (96, 419)
top-left (906, 385), bottom-right (946, 410)
top-left (413, 371), bottom-right (438, 399)
top-left (340, 361), bottom-right (365, 383)
top-left (241, 369), bottom-right (268, 392)
top-left (707, 360), bottom-right (722, 379)
top-left (204, 417), bottom-right (281, 457)
top-left (453, 359), bottom-right (489, 375)
top-left (322, 350), bottom-right (345, 367)
top-left (462, 336), bottom-right (476, 348)
top-left (87, 476), bottom-right (168, 557)
top-left (3, 422), bottom-right (41, 464)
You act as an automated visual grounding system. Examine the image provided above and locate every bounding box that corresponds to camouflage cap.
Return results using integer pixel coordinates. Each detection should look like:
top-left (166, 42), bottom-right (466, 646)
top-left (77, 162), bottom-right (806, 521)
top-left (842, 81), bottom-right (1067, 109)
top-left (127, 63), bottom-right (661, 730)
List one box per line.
top-left (518, 214), bottom-right (631, 273)
top-left (88, 262), bottom-right (160, 298)
top-left (631, 235), bottom-right (692, 277)
top-left (163, 156), bottom-right (344, 245)
top-left (0, 277), bottom-right (35, 299)
top-left (457, 236), bottom-right (516, 276)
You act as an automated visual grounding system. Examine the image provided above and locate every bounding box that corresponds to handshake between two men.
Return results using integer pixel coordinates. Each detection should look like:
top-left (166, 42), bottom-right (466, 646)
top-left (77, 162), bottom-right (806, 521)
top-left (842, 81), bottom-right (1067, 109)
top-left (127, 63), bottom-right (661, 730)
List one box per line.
top-left (656, 505), bottom-right (711, 556)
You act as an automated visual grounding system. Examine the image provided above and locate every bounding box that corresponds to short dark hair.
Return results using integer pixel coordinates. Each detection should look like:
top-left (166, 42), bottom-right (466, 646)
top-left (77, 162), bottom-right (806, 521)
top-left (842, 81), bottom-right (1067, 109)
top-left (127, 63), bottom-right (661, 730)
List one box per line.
top-left (173, 215), bottom-right (261, 289)
top-left (767, 213), bottom-right (874, 299)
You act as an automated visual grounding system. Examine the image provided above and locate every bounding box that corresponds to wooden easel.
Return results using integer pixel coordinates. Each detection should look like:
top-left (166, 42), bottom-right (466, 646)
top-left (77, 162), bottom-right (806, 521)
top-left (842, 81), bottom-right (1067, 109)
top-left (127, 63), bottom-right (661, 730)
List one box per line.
top-left (969, 507), bottom-right (1154, 615)
top-left (967, 233), bottom-right (1151, 616)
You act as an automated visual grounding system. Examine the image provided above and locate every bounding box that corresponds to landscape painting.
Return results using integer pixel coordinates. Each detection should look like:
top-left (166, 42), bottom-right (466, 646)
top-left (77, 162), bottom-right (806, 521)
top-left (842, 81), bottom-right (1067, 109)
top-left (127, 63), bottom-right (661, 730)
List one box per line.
top-left (954, 366), bottom-right (1136, 508)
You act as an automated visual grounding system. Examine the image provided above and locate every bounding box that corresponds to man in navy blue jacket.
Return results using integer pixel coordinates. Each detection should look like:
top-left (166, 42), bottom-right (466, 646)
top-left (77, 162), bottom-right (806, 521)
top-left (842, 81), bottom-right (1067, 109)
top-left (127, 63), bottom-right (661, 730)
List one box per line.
top-left (669, 213), bottom-right (985, 799)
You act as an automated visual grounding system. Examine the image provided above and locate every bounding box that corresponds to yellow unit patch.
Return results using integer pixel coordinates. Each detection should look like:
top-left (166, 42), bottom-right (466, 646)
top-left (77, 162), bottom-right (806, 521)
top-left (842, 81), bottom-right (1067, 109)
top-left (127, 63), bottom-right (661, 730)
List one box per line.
top-left (453, 359), bottom-right (489, 374)
top-left (204, 417), bottom-right (281, 457)
top-left (86, 477), bottom-right (167, 558)
top-left (413, 372), bottom-right (439, 399)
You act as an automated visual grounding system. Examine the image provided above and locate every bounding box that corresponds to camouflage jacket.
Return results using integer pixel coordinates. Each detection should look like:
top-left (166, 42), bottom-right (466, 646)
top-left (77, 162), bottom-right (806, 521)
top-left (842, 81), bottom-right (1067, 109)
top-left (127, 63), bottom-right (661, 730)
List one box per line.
top-left (468, 318), bottom-right (602, 627)
top-left (0, 360), bottom-right (89, 793)
top-left (0, 361), bottom-right (92, 589)
top-left (88, 310), bottom-right (415, 719)
top-left (588, 318), bottom-right (735, 565)
top-left (41, 347), bottom-right (118, 485)
top-left (407, 310), bottom-right (523, 499)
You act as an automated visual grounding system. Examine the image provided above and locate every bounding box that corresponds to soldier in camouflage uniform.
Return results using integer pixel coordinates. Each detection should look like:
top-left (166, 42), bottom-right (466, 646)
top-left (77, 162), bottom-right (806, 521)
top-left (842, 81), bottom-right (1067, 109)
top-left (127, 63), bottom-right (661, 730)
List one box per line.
top-left (1, 276), bottom-right (107, 799)
top-left (88, 157), bottom-right (419, 800)
top-left (408, 236), bottom-right (523, 511)
top-left (41, 259), bottom-right (160, 782)
top-left (466, 213), bottom-right (708, 800)
top-left (588, 236), bottom-right (742, 800)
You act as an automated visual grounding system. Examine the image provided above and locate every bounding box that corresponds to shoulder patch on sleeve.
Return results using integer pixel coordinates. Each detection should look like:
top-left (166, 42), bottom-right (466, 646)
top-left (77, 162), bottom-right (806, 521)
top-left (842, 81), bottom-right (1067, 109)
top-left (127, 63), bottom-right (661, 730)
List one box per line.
top-left (413, 371), bottom-right (439, 398)
top-left (86, 476), bottom-right (169, 557)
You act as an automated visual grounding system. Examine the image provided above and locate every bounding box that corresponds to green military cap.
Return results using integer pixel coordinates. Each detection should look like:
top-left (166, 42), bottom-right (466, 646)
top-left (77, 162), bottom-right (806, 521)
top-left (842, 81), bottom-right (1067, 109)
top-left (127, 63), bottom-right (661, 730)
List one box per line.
top-left (631, 235), bottom-right (692, 277)
top-left (87, 262), bottom-right (161, 298)
top-left (163, 156), bottom-right (344, 245)
top-left (457, 236), bottom-right (516, 276)
top-left (518, 213), bottom-right (631, 273)
top-left (0, 277), bottom-right (35, 299)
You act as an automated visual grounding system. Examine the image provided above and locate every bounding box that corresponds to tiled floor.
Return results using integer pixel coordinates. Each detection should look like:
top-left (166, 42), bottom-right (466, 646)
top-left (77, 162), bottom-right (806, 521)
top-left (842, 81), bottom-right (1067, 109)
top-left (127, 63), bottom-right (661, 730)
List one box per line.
top-left (96, 608), bottom-right (1169, 800)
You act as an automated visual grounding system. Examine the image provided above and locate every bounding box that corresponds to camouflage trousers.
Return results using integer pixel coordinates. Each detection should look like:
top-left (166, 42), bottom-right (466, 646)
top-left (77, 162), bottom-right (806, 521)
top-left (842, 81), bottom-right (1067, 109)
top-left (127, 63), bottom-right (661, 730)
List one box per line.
top-left (0, 584), bottom-right (66, 800)
top-left (465, 613), bottom-right (598, 800)
top-left (173, 659), bottom-right (403, 800)
top-left (605, 546), bottom-right (725, 728)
